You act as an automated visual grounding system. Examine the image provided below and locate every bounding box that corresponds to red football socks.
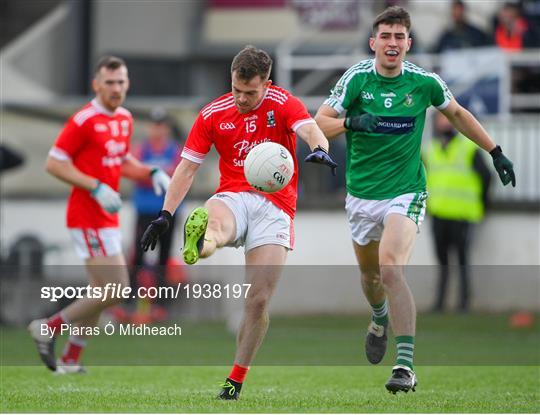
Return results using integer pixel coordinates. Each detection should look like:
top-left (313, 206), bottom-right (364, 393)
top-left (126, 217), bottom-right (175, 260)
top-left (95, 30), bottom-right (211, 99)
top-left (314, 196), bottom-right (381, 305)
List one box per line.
top-left (61, 336), bottom-right (87, 364)
top-left (47, 313), bottom-right (67, 334)
top-left (228, 364), bottom-right (249, 383)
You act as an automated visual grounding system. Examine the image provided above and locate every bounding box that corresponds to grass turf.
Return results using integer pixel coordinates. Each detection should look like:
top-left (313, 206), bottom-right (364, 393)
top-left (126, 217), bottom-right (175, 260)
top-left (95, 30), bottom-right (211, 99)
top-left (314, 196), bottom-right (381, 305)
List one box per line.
top-left (1, 366), bottom-right (539, 412)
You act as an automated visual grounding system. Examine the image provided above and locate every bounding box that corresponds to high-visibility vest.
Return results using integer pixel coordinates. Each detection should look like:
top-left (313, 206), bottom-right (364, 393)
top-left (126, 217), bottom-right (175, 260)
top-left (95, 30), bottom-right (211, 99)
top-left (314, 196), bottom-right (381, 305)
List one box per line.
top-left (425, 135), bottom-right (484, 222)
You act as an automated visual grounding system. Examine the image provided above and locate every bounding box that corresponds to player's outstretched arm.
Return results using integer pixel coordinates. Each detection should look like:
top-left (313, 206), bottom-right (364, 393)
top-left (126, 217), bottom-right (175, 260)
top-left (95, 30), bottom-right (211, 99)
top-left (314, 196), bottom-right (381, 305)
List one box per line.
top-left (441, 99), bottom-right (516, 187)
top-left (315, 104), bottom-right (379, 138)
top-left (314, 105), bottom-right (347, 139)
top-left (296, 122), bottom-right (338, 175)
top-left (140, 158), bottom-right (200, 251)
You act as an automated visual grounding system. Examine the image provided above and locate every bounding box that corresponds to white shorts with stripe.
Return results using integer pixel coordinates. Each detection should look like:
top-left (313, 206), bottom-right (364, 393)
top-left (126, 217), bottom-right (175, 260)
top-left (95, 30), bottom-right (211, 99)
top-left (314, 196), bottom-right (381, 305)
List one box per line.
top-left (209, 191), bottom-right (294, 252)
top-left (345, 192), bottom-right (428, 246)
top-left (69, 228), bottom-right (122, 259)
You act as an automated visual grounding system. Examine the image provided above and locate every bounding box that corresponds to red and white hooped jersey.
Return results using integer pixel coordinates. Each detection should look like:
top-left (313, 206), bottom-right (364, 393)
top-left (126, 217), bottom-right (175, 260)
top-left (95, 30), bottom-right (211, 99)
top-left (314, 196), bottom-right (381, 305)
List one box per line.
top-left (49, 99), bottom-right (132, 228)
top-left (181, 85), bottom-right (314, 219)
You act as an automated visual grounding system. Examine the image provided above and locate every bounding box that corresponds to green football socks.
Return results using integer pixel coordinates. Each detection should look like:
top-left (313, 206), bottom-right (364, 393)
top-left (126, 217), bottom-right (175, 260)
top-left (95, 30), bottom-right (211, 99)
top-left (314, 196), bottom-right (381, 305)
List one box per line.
top-left (371, 299), bottom-right (389, 326)
top-left (395, 335), bottom-right (415, 370)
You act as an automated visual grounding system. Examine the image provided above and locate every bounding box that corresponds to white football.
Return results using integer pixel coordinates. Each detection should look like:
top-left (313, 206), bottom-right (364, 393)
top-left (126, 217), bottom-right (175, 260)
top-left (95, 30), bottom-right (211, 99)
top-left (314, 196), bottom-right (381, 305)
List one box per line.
top-left (244, 142), bottom-right (294, 193)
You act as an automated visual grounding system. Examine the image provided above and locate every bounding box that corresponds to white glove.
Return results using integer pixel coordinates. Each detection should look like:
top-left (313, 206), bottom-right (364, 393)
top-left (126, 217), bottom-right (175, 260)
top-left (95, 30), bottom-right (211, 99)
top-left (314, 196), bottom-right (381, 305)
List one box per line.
top-left (150, 168), bottom-right (171, 196)
top-left (91, 181), bottom-right (122, 213)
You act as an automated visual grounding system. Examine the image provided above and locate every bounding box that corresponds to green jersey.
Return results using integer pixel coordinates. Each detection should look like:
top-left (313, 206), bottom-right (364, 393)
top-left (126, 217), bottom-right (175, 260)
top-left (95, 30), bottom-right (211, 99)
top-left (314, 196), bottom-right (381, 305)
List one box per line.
top-left (324, 59), bottom-right (453, 200)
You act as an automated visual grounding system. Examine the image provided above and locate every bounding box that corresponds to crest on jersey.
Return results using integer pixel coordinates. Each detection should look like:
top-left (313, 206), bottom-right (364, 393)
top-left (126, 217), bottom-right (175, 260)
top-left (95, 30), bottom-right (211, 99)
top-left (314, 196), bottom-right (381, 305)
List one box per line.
top-left (267, 110), bottom-right (276, 127)
top-left (331, 85), bottom-right (345, 99)
top-left (404, 94), bottom-right (414, 107)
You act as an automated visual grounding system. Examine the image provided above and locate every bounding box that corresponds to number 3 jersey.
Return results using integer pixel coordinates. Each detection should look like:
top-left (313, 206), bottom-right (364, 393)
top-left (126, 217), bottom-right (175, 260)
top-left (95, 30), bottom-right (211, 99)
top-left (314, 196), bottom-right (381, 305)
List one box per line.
top-left (324, 59), bottom-right (454, 200)
top-left (49, 99), bottom-right (132, 228)
top-left (182, 85), bottom-right (315, 219)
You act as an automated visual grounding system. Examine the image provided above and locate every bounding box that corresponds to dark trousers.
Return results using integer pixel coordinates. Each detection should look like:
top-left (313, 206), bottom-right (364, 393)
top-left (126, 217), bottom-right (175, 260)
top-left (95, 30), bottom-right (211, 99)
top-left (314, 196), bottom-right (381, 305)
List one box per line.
top-left (131, 213), bottom-right (178, 304)
top-left (133, 213), bottom-right (177, 267)
top-left (431, 217), bottom-right (472, 312)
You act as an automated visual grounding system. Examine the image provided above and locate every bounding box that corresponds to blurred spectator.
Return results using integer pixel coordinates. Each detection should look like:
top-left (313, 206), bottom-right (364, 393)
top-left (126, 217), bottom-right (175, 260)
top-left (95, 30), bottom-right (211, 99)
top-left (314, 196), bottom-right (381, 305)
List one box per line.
top-left (0, 144), bottom-right (24, 173)
top-left (492, 1), bottom-right (540, 50)
top-left (130, 108), bottom-right (183, 321)
top-left (132, 107), bottom-right (183, 270)
top-left (433, 0), bottom-right (491, 53)
top-left (424, 113), bottom-right (491, 313)
top-left (520, 0), bottom-right (540, 28)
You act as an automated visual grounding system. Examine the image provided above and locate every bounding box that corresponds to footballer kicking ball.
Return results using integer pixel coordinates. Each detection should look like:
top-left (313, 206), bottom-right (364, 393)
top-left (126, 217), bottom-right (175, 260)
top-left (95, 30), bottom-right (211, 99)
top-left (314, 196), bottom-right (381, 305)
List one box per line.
top-left (244, 142), bottom-right (294, 193)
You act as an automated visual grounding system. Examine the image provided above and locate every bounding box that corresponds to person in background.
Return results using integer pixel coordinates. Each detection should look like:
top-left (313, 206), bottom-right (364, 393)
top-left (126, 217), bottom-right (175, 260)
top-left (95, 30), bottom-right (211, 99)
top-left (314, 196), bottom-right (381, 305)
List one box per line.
top-left (493, 1), bottom-right (539, 50)
top-left (425, 112), bottom-right (491, 313)
top-left (433, 0), bottom-right (491, 53)
top-left (129, 108), bottom-right (183, 322)
top-left (27, 56), bottom-right (171, 374)
top-left (132, 108), bottom-right (182, 268)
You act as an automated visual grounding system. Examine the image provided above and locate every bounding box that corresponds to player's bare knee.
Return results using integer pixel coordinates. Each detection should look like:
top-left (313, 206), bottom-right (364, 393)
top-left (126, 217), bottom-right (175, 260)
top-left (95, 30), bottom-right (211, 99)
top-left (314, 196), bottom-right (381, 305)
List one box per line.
top-left (380, 265), bottom-right (404, 287)
top-left (206, 217), bottom-right (226, 246)
top-left (245, 291), bottom-right (271, 315)
top-left (362, 271), bottom-right (381, 287)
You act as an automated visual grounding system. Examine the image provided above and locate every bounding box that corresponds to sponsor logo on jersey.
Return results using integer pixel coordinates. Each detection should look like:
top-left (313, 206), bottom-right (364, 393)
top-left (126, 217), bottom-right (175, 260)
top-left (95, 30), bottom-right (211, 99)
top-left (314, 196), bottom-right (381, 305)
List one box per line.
top-left (375, 116), bottom-right (416, 134)
top-left (380, 92), bottom-right (396, 97)
top-left (391, 203), bottom-right (406, 208)
top-left (102, 140), bottom-right (127, 167)
top-left (266, 110), bottom-right (276, 127)
top-left (404, 94), bottom-right (414, 107)
top-left (219, 122), bottom-right (236, 130)
top-left (361, 91), bottom-right (375, 100)
top-left (244, 114), bottom-right (258, 122)
top-left (94, 123), bottom-right (108, 132)
top-left (232, 138), bottom-right (271, 167)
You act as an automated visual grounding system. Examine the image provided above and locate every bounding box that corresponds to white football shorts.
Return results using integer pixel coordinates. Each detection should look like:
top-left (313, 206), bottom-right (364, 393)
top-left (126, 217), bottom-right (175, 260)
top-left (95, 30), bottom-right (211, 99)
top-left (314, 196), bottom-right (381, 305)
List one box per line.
top-left (69, 228), bottom-right (122, 259)
top-left (345, 191), bottom-right (428, 246)
top-left (209, 191), bottom-right (294, 252)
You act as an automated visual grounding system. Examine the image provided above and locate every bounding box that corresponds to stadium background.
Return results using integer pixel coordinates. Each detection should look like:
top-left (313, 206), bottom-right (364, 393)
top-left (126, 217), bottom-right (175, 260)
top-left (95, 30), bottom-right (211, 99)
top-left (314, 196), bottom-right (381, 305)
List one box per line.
top-left (0, 0), bottom-right (539, 412)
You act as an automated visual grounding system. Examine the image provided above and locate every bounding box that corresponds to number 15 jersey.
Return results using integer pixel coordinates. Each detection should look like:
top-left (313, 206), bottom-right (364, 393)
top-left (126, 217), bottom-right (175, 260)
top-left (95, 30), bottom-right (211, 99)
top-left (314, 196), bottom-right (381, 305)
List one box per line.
top-left (182, 85), bottom-right (315, 219)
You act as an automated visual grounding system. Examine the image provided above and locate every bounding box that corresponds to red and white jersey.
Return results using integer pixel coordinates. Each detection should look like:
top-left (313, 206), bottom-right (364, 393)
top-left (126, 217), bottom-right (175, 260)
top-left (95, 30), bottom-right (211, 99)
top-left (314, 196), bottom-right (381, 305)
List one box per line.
top-left (49, 99), bottom-right (132, 228)
top-left (181, 85), bottom-right (314, 219)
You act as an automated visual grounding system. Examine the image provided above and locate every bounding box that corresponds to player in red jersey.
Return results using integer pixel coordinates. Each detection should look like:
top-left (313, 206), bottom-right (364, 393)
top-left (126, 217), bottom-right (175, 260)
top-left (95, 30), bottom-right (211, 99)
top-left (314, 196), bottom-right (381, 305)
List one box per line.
top-left (141, 46), bottom-right (337, 399)
top-left (28, 56), bottom-right (171, 374)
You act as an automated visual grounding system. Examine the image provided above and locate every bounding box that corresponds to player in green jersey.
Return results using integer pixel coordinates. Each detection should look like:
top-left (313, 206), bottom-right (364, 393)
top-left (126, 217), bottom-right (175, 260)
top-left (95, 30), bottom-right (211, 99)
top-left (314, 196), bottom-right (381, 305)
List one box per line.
top-left (315, 6), bottom-right (515, 394)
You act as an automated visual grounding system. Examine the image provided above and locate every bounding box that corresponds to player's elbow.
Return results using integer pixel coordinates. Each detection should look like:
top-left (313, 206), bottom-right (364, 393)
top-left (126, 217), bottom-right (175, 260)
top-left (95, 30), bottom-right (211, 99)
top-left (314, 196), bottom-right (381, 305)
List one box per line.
top-left (45, 157), bottom-right (64, 178)
top-left (45, 157), bottom-right (57, 175)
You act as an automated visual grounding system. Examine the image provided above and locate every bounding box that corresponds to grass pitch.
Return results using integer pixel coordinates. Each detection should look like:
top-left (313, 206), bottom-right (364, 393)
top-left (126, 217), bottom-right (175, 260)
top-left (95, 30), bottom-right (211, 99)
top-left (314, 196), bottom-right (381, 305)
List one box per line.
top-left (1, 366), bottom-right (539, 412)
top-left (1, 313), bottom-right (539, 412)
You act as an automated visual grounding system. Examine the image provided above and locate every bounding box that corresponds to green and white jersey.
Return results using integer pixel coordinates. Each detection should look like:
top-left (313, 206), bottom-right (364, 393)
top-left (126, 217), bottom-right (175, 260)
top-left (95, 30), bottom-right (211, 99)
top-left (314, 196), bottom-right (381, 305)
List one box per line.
top-left (324, 59), bottom-right (453, 200)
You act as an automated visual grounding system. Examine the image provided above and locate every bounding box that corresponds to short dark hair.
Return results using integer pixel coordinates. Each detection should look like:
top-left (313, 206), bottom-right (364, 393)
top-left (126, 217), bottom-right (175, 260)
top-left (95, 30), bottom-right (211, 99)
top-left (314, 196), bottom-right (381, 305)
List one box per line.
top-left (372, 6), bottom-right (411, 35)
top-left (94, 55), bottom-right (126, 76)
top-left (231, 45), bottom-right (273, 81)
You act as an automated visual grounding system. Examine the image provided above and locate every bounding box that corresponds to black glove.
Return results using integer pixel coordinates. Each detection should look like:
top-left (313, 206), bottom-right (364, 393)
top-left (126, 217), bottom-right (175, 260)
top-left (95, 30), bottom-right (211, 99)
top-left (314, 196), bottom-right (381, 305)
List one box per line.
top-left (304, 145), bottom-right (338, 176)
top-left (140, 210), bottom-right (172, 251)
top-left (490, 145), bottom-right (516, 187)
top-left (344, 113), bottom-right (379, 132)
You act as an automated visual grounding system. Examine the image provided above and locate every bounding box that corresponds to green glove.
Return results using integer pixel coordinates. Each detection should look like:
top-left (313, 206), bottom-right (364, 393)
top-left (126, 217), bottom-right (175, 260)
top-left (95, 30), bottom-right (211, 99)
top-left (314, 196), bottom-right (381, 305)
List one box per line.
top-left (490, 145), bottom-right (516, 187)
top-left (344, 113), bottom-right (379, 132)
